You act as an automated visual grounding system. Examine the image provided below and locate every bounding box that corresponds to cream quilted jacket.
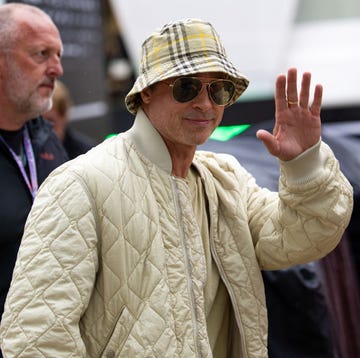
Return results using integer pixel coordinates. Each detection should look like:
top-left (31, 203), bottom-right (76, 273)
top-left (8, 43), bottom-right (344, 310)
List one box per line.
top-left (0, 110), bottom-right (353, 358)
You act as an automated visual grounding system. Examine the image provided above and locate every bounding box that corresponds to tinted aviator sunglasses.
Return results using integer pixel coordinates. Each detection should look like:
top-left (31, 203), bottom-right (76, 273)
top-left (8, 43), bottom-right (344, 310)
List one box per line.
top-left (164, 77), bottom-right (236, 106)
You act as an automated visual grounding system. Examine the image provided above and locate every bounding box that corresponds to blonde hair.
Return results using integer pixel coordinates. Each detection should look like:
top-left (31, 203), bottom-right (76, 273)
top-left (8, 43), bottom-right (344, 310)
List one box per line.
top-left (52, 80), bottom-right (73, 116)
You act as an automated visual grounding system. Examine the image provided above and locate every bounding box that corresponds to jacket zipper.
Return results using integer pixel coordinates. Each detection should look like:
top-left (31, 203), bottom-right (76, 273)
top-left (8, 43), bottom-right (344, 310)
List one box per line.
top-left (209, 244), bottom-right (248, 358)
top-left (171, 176), bottom-right (202, 357)
top-left (203, 177), bottom-right (249, 358)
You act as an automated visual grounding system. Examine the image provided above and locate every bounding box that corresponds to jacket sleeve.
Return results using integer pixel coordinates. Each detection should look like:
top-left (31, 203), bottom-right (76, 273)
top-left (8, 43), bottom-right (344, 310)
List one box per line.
top-left (0, 165), bottom-right (99, 357)
top-left (246, 140), bottom-right (354, 269)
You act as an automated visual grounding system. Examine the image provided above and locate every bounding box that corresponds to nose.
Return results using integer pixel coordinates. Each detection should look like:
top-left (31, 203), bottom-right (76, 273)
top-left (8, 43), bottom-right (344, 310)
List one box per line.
top-left (191, 84), bottom-right (213, 110)
top-left (46, 55), bottom-right (63, 78)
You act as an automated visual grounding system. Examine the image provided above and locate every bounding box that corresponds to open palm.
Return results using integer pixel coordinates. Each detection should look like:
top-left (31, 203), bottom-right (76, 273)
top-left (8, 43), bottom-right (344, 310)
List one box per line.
top-left (256, 68), bottom-right (322, 161)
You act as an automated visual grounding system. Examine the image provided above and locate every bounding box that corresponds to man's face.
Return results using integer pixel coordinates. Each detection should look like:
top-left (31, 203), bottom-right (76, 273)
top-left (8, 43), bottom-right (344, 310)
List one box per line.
top-left (1, 16), bottom-right (63, 119)
top-left (141, 73), bottom-right (226, 152)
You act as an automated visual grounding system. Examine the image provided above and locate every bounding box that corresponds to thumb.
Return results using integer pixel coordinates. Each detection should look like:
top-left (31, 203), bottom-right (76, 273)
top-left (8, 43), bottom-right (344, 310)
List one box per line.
top-left (256, 129), bottom-right (278, 157)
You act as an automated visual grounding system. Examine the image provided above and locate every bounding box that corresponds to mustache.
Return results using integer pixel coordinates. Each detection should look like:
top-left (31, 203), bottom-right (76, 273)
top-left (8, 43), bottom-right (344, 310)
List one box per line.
top-left (39, 78), bottom-right (55, 88)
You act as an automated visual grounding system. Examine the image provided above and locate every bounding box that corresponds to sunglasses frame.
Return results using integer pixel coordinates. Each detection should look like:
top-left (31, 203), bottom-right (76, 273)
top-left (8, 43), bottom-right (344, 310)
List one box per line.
top-left (164, 76), bottom-right (236, 106)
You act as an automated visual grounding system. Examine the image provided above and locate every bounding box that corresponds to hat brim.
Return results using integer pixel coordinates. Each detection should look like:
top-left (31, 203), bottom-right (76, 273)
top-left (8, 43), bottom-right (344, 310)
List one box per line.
top-left (125, 54), bottom-right (249, 115)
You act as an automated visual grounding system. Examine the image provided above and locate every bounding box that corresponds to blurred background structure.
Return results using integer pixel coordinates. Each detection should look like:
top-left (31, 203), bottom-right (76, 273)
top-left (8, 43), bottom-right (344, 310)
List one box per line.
top-left (2, 0), bottom-right (360, 356)
top-left (108, 0), bottom-right (360, 133)
top-left (2, 0), bottom-right (359, 141)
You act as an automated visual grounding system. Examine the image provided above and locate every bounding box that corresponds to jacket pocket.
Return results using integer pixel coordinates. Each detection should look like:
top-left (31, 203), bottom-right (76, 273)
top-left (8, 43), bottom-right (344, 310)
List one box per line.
top-left (100, 306), bottom-right (134, 358)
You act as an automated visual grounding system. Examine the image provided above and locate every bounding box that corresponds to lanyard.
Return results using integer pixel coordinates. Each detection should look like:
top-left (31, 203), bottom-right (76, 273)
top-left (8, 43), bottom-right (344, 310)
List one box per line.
top-left (0, 126), bottom-right (38, 199)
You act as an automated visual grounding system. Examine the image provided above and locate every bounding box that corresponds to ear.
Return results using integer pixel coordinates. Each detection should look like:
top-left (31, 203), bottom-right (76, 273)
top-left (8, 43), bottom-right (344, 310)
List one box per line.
top-left (140, 87), bottom-right (152, 104)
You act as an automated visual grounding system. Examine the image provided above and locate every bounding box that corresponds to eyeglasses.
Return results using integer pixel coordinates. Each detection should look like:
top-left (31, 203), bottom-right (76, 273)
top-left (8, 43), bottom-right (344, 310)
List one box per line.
top-left (165, 77), bottom-right (236, 106)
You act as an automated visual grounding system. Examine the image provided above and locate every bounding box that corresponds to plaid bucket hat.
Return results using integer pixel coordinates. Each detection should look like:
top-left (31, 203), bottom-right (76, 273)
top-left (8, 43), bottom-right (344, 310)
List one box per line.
top-left (125, 18), bottom-right (249, 114)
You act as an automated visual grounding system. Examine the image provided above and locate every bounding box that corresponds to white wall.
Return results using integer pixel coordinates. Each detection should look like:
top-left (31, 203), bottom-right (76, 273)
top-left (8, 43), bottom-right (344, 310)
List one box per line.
top-left (110, 0), bottom-right (360, 108)
top-left (286, 19), bottom-right (360, 107)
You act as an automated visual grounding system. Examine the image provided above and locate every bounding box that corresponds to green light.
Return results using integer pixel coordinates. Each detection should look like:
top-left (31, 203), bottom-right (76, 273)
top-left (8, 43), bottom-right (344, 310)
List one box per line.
top-left (210, 124), bottom-right (251, 141)
top-left (105, 124), bottom-right (251, 142)
top-left (105, 133), bottom-right (117, 140)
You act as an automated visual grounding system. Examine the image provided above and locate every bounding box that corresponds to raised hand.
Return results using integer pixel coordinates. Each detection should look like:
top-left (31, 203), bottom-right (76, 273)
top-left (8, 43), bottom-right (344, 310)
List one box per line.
top-left (256, 68), bottom-right (323, 161)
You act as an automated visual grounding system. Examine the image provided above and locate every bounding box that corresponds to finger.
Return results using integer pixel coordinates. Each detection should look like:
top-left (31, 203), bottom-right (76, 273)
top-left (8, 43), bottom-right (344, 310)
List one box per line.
top-left (286, 68), bottom-right (298, 107)
top-left (256, 129), bottom-right (279, 156)
top-left (299, 72), bottom-right (311, 108)
top-left (310, 84), bottom-right (323, 116)
top-left (275, 74), bottom-right (287, 111)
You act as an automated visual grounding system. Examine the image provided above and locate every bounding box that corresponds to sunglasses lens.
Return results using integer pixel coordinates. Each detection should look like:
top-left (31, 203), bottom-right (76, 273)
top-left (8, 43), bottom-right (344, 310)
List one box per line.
top-left (171, 77), bottom-right (236, 105)
top-left (209, 80), bottom-right (235, 106)
top-left (172, 77), bottom-right (202, 103)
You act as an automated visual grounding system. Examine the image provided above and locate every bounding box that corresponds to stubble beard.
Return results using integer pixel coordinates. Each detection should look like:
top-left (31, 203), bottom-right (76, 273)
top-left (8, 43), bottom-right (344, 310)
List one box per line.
top-left (5, 58), bottom-right (53, 117)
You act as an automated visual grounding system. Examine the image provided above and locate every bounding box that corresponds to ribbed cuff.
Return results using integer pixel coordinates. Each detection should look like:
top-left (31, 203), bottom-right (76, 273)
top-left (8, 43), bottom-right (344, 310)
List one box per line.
top-left (280, 139), bottom-right (326, 185)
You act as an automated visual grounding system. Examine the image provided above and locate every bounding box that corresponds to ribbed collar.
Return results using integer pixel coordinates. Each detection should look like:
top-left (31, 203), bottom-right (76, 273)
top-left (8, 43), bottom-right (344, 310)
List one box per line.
top-left (125, 109), bottom-right (173, 174)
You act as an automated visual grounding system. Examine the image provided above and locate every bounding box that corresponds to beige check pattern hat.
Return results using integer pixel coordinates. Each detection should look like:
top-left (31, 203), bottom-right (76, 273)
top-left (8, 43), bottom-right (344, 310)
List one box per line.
top-left (125, 18), bottom-right (249, 115)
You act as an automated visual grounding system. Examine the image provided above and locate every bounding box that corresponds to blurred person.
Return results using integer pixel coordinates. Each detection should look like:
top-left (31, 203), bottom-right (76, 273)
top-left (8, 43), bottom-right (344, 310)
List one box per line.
top-left (0, 2), bottom-right (67, 347)
top-left (43, 80), bottom-right (97, 159)
top-left (0, 18), bottom-right (353, 357)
